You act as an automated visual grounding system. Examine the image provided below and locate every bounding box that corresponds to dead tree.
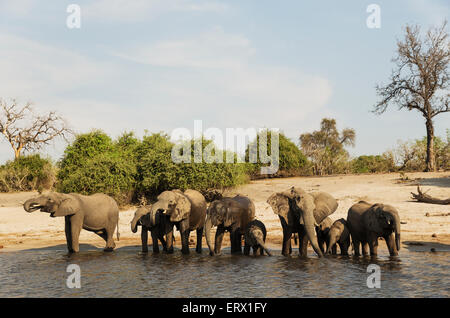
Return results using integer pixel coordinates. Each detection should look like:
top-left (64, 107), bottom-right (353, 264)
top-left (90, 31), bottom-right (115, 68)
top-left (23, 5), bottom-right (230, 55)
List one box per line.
top-left (0, 98), bottom-right (72, 159)
top-left (411, 186), bottom-right (450, 205)
top-left (374, 21), bottom-right (450, 172)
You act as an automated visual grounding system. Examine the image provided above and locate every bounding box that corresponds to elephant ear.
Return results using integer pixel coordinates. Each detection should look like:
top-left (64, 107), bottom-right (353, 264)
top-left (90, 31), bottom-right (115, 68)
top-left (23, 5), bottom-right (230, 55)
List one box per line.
top-left (169, 192), bottom-right (191, 223)
top-left (54, 196), bottom-right (79, 217)
top-left (223, 204), bottom-right (241, 228)
top-left (267, 192), bottom-right (290, 223)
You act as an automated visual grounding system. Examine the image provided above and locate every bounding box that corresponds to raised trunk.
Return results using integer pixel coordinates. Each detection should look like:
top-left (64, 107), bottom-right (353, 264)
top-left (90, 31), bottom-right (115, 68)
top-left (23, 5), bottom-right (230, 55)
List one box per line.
top-left (425, 118), bottom-right (436, 172)
top-left (204, 216), bottom-right (214, 256)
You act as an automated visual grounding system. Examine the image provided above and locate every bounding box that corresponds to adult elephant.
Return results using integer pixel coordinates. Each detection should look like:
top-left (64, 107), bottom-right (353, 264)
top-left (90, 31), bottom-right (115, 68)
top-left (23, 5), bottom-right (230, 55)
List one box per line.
top-left (204, 195), bottom-right (255, 256)
top-left (347, 201), bottom-right (401, 256)
top-left (149, 189), bottom-right (206, 254)
top-left (23, 192), bottom-right (119, 253)
top-left (130, 205), bottom-right (173, 253)
top-left (267, 187), bottom-right (338, 257)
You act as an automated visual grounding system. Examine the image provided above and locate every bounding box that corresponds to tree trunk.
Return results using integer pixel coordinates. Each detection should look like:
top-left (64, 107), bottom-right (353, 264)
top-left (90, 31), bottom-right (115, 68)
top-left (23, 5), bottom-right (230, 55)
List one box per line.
top-left (425, 118), bottom-right (436, 172)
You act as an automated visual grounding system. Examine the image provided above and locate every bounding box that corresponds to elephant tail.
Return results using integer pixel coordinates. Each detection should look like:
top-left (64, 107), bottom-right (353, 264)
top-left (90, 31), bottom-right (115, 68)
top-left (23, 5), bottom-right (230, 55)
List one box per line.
top-left (116, 219), bottom-right (120, 241)
top-left (293, 233), bottom-right (298, 246)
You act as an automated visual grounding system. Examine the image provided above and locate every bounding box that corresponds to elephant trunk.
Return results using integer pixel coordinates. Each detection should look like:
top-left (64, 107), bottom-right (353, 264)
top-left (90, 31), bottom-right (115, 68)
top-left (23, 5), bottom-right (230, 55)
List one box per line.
top-left (302, 210), bottom-right (324, 257)
top-left (326, 235), bottom-right (336, 254)
top-left (204, 216), bottom-right (215, 256)
top-left (23, 197), bottom-right (44, 213)
top-left (256, 237), bottom-right (272, 256)
top-left (394, 215), bottom-right (401, 252)
top-left (150, 201), bottom-right (165, 226)
top-left (130, 215), bottom-right (140, 233)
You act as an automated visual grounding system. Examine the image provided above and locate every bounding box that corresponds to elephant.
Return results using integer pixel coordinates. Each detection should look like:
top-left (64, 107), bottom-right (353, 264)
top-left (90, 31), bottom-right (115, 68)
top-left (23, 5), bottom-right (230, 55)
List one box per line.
top-left (149, 189), bottom-right (206, 254)
top-left (204, 195), bottom-right (255, 256)
top-left (23, 192), bottom-right (119, 253)
top-left (244, 219), bottom-right (272, 256)
top-left (130, 204), bottom-right (173, 253)
top-left (267, 187), bottom-right (338, 257)
top-left (347, 201), bottom-right (401, 256)
top-left (315, 217), bottom-right (333, 254)
top-left (326, 218), bottom-right (350, 255)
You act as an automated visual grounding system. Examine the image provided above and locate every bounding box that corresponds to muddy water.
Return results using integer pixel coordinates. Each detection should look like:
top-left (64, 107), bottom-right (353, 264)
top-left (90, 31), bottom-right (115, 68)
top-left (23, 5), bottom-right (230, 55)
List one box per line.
top-left (0, 247), bottom-right (448, 297)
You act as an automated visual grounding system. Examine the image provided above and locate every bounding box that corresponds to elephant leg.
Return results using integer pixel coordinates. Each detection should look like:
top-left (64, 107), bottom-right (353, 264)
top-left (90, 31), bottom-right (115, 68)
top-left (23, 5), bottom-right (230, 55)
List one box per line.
top-left (180, 229), bottom-right (190, 255)
top-left (195, 227), bottom-right (203, 254)
top-left (353, 240), bottom-right (361, 256)
top-left (141, 227), bottom-right (149, 253)
top-left (151, 229), bottom-right (159, 253)
top-left (64, 216), bottom-right (74, 253)
top-left (69, 215), bottom-right (82, 253)
top-left (104, 226), bottom-right (116, 252)
top-left (232, 230), bottom-right (243, 254)
top-left (281, 226), bottom-right (293, 257)
top-left (214, 225), bottom-right (225, 255)
top-left (165, 229), bottom-right (174, 254)
top-left (298, 228), bottom-right (309, 257)
top-left (230, 230), bottom-right (240, 254)
top-left (385, 233), bottom-right (398, 256)
top-left (362, 242), bottom-right (370, 256)
top-left (159, 232), bottom-right (167, 252)
top-left (244, 244), bottom-right (250, 255)
top-left (332, 244), bottom-right (337, 255)
top-left (368, 234), bottom-right (378, 256)
top-left (341, 237), bottom-right (350, 255)
top-left (259, 246), bottom-right (264, 256)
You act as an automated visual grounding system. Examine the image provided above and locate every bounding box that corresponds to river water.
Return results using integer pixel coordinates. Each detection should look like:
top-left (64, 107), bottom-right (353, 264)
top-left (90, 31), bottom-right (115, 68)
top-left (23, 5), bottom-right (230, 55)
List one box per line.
top-left (0, 246), bottom-right (448, 297)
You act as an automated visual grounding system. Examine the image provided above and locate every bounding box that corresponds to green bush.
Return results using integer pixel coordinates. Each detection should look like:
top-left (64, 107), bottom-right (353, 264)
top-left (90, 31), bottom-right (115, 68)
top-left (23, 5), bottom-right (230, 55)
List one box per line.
top-left (136, 135), bottom-right (248, 197)
top-left (351, 154), bottom-right (396, 173)
top-left (245, 131), bottom-right (308, 178)
top-left (57, 130), bottom-right (137, 205)
top-left (56, 131), bottom-right (249, 204)
top-left (0, 155), bottom-right (55, 192)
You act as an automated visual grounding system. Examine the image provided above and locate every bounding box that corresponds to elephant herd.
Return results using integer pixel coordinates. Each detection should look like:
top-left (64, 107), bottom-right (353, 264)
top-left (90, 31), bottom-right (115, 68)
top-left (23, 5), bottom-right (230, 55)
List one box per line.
top-left (23, 186), bottom-right (401, 257)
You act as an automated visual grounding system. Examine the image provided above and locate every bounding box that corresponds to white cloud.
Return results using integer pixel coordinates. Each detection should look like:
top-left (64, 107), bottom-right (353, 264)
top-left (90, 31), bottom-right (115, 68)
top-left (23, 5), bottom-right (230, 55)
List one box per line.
top-left (112, 27), bottom-right (332, 130)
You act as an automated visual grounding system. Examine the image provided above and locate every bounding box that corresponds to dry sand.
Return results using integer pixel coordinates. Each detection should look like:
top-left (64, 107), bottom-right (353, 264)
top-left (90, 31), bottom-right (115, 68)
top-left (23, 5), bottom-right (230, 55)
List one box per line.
top-left (0, 172), bottom-right (449, 254)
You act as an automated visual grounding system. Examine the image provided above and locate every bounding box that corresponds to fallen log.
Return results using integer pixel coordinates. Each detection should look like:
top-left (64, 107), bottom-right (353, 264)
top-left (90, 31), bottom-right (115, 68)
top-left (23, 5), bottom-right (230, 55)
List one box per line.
top-left (411, 186), bottom-right (450, 205)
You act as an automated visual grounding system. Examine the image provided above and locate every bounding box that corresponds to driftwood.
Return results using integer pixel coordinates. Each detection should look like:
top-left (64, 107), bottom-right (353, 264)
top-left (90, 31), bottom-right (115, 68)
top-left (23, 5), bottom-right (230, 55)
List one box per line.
top-left (411, 186), bottom-right (450, 205)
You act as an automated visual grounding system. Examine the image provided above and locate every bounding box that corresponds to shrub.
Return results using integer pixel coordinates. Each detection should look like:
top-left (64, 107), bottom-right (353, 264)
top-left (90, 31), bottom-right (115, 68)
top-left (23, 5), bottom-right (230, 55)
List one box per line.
top-left (57, 130), bottom-right (137, 205)
top-left (351, 154), bottom-right (396, 173)
top-left (245, 131), bottom-right (308, 178)
top-left (136, 134), bottom-right (248, 197)
top-left (0, 155), bottom-right (55, 192)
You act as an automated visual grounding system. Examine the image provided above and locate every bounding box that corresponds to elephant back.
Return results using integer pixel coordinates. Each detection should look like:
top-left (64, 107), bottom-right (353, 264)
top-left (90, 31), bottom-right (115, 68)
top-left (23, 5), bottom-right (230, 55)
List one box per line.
top-left (311, 192), bottom-right (338, 224)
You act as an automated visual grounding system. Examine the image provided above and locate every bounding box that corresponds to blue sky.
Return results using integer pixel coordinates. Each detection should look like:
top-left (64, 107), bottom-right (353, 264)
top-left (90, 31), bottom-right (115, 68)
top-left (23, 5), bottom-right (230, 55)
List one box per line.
top-left (0, 0), bottom-right (449, 163)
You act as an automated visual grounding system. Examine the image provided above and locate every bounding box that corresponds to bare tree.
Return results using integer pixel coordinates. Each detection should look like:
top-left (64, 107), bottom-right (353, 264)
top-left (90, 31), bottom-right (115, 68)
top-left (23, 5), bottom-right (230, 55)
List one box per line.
top-left (374, 21), bottom-right (450, 172)
top-left (0, 98), bottom-right (72, 159)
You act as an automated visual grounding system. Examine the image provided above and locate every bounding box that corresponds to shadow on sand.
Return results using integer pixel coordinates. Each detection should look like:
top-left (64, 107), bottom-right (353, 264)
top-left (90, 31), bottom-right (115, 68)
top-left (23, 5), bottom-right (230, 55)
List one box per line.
top-left (403, 240), bottom-right (450, 252)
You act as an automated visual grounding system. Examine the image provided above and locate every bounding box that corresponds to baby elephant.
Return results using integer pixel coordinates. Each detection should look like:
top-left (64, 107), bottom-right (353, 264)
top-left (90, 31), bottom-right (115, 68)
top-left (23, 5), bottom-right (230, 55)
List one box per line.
top-left (326, 218), bottom-right (350, 255)
top-left (315, 217), bottom-right (333, 254)
top-left (244, 220), bottom-right (272, 256)
top-left (130, 205), bottom-right (173, 254)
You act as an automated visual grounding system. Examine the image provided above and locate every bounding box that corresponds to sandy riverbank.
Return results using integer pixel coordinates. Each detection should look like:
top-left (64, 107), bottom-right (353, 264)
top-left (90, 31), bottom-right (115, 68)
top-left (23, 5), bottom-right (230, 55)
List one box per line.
top-left (0, 172), bottom-right (449, 254)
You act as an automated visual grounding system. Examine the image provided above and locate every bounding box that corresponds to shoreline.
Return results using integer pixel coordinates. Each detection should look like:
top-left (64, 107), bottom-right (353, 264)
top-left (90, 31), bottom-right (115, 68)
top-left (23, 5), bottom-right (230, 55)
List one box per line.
top-left (1, 171), bottom-right (449, 254)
